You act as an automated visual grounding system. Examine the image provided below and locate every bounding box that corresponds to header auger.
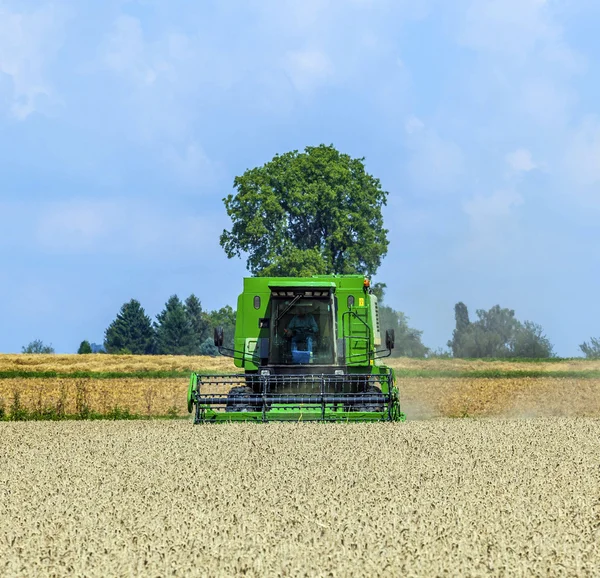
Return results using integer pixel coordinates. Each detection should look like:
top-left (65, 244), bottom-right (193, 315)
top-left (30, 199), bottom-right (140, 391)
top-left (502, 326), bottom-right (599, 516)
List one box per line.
top-left (187, 275), bottom-right (405, 422)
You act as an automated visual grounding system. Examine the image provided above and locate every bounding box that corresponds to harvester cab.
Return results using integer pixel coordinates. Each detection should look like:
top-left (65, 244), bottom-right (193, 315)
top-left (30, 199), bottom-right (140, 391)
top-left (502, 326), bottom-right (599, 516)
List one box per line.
top-left (188, 275), bottom-right (405, 422)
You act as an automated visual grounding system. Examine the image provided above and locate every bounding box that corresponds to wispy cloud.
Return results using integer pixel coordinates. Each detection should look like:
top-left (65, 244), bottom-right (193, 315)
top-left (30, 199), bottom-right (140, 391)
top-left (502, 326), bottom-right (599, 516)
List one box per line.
top-left (404, 116), bottom-right (465, 194)
top-left (506, 148), bottom-right (537, 173)
top-left (34, 199), bottom-right (217, 258)
top-left (0, 3), bottom-right (65, 119)
top-left (563, 116), bottom-right (600, 188)
top-left (462, 189), bottom-right (524, 256)
top-left (283, 49), bottom-right (334, 93)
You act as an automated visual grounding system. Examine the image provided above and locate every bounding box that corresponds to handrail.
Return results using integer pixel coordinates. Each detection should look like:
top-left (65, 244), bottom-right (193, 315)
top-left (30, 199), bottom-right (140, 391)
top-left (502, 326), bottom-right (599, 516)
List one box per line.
top-left (342, 309), bottom-right (372, 364)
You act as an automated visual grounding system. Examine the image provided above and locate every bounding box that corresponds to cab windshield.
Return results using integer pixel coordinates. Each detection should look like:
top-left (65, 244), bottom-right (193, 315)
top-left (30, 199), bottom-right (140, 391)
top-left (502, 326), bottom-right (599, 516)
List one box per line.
top-left (270, 295), bottom-right (335, 365)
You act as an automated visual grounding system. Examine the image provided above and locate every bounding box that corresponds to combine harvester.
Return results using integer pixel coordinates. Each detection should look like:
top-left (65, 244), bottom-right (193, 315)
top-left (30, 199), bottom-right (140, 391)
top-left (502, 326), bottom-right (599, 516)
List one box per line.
top-left (187, 275), bottom-right (405, 422)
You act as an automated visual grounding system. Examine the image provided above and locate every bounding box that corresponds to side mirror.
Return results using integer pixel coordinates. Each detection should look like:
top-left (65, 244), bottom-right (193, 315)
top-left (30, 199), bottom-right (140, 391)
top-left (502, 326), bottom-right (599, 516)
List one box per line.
top-left (385, 329), bottom-right (395, 350)
top-left (214, 327), bottom-right (224, 348)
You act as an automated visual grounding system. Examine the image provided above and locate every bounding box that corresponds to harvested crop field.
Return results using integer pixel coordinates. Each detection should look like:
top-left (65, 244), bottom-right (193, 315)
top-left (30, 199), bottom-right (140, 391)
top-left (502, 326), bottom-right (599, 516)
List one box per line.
top-left (1, 419), bottom-right (599, 576)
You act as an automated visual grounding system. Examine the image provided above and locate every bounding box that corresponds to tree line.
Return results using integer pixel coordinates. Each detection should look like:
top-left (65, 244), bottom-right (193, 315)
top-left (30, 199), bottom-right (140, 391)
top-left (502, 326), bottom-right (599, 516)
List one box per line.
top-left (21, 297), bottom-right (600, 359)
top-left (88, 295), bottom-right (236, 356)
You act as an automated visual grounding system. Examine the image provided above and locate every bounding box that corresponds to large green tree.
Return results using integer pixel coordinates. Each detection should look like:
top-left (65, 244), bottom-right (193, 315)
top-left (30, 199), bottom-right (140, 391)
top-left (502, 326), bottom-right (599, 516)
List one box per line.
top-left (104, 299), bottom-right (155, 354)
top-left (155, 295), bottom-right (196, 355)
top-left (220, 145), bottom-right (389, 277)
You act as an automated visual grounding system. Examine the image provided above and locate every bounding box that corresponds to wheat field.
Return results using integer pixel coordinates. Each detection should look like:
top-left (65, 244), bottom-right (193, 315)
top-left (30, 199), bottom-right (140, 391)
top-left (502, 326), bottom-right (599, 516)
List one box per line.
top-left (0, 354), bottom-right (234, 374)
top-left (1, 419), bottom-right (599, 576)
top-left (2, 376), bottom-right (600, 419)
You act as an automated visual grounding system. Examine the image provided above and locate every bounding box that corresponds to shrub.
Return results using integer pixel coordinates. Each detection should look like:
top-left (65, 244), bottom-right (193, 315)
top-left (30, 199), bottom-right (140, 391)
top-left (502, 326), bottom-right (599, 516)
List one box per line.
top-left (78, 340), bottom-right (92, 354)
top-left (22, 340), bottom-right (55, 354)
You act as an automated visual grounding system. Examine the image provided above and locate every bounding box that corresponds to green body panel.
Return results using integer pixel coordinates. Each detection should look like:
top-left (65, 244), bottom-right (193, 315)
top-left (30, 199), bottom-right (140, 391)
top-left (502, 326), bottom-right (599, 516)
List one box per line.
top-left (197, 410), bottom-right (403, 423)
top-left (233, 275), bottom-right (383, 371)
top-left (187, 373), bottom-right (198, 414)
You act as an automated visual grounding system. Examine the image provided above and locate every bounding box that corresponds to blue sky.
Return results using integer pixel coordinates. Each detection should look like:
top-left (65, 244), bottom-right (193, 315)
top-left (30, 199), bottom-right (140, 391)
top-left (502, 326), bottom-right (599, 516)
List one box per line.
top-left (1, 0), bottom-right (599, 355)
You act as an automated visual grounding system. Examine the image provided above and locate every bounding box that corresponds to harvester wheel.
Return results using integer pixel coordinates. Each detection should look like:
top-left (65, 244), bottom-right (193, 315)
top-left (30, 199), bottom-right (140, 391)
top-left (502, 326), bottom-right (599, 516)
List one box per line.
top-left (225, 386), bottom-right (255, 412)
top-left (349, 385), bottom-right (385, 412)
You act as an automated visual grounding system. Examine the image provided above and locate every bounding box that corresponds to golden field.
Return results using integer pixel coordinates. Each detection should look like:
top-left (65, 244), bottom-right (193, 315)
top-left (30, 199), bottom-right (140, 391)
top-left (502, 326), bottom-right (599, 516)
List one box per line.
top-left (0, 354), bottom-right (234, 374)
top-left (1, 376), bottom-right (599, 418)
top-left (1, 419), bottom-right (599, 576)
top-left (3, 354), bottom-right (600, 375)
top-left (1, 354), bottom-right (600, 418)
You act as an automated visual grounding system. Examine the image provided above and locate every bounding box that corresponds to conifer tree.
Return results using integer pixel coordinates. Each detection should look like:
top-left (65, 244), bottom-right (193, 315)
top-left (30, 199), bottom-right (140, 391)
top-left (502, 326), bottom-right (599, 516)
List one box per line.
top-left (104, 299), bottom-right (155, 354)
top-left (155, 295), bottom-right (195, 355)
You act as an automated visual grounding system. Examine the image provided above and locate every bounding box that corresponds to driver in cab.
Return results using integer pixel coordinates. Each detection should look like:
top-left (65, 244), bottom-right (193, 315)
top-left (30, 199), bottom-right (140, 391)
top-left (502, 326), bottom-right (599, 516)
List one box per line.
top-left (284, 309), bottom-right (319, 354)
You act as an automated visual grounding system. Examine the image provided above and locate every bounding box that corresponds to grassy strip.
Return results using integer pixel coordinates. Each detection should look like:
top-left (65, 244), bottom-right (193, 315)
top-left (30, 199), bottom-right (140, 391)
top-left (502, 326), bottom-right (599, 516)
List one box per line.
top-left (423, 357), bottom-right (587, 363)
top-left (394, 369), bottom-right (600, 379)
top-left (2, 368), bottom-right (600, 380)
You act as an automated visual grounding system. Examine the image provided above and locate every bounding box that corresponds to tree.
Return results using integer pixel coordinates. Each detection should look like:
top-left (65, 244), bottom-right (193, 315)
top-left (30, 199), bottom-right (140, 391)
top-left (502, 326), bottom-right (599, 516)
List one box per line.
top-left (580, 337), bottom-right (600, 359)
top-left (77, 340), bottom-right (92, 354)
top-left (448, 302), bottom-right (554, 358)
top-left (185, 294), bottom-right (208, 353)
top-left (104, 299), bottom-right (155, 354)
top-left (155, 295), bottom-right (195, 355)
top-left (448, 302), bottom-right (471, 357)
top-left (372, 282), bottom-right (429, 357)
top-left (199, 337), bottom-right (219, 356)
top-left (205, 306), bottom-right (236, 350)
top-left (22, 339), bottom-right (54, 354)
top-left (220, 144), bottom-right (389, 277)
top-left (512, 322), bottom-right (554, 358)
top-left (379, 305), bottom-right (429, 357)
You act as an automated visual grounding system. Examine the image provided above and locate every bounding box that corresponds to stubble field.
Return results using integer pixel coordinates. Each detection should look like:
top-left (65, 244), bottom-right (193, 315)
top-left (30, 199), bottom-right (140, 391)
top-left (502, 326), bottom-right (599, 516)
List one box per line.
top-left (1, 419), bottom-right (599, 576)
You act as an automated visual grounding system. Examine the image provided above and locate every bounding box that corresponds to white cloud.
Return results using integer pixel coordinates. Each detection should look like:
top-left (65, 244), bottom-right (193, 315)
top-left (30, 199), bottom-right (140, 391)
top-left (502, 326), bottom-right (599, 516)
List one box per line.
top-left (283, 49), bottom-right (334, 93)
top-left (36, 201), bottom-right (121, 250)
top-left (462, 189), bottom-right (524, 256)
top-left (506, 148), bottom-right (537, 173)
top-left (0, 4), bottom-right (64, 119)
top-left (461, 0), bottom-right (564, 57)
top-left (464, 189), bottom-right (523, 225)
top-left (405, 116), bottom-right (465, 193)
top-left (405, 115), bottom-right (425, 134)
top-left (35, 199), bottom-right (216, 257)
top-left (99, 16), bottom-right (210, 143)
top-left (102, 15), bottom-right (157, 86)
top-left (458, 0), bottom-right (584, 129)
top-left (563, 116), bottom-right (600, 188)
top-left (163, 142), bottom-right (220, 188)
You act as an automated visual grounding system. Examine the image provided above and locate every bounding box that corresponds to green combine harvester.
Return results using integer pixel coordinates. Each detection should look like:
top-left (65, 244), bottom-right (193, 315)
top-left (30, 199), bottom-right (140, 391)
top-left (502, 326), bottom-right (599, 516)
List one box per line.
top-left (187, 275), bottom-right (405, 422)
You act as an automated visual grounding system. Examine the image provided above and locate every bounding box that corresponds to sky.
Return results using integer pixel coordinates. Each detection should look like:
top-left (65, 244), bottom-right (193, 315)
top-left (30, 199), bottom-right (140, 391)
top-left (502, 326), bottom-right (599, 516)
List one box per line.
top-left (1, 0), bottom-right (599, 356)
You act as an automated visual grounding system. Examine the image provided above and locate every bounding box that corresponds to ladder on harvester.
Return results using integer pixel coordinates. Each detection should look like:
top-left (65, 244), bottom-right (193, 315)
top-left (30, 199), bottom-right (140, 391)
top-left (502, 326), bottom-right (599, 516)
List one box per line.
top-left (343, 306), bottom-right (371, 366)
